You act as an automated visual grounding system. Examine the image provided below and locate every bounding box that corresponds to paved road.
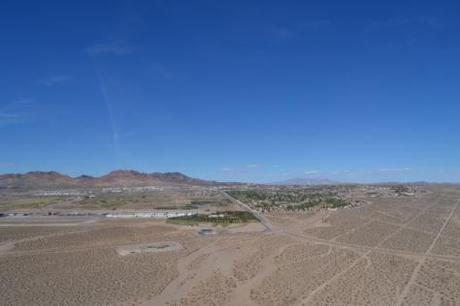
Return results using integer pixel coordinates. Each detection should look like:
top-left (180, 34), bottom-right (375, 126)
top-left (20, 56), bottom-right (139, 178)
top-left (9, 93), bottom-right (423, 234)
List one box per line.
top-left (221, 191), bottom-right (274, 231)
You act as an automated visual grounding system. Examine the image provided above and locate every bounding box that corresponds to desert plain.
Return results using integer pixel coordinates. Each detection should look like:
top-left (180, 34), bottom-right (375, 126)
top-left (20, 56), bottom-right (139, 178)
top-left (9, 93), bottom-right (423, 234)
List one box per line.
top-left (1, 183), bottom-right (460, 306)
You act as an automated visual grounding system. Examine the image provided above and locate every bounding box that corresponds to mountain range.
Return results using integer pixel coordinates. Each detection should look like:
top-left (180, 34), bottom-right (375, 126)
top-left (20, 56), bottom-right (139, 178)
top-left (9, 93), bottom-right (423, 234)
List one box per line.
top-left (0, 170), bottom-right (219, 190)
top-left (0, 170), bottom-right (347, 190)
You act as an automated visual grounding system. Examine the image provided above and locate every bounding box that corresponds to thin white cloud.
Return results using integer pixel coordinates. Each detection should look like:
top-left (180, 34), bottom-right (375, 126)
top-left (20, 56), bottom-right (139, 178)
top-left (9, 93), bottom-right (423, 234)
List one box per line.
top-left (221, 167), bottom-right (234, 172)
top-left (0, 162), bottom-right (15, 167)
top-left (0, 98), bottom-right (35, 127)
top-left (85, 41), bottom-right (134, 56)
top-left (245, 163), bottom-right (260, 169)
top-left (37, 75), bottom-right (72, 87)
top-left (0, 112), bottom-right (31, 126)
top-left (304, 170), bottom-right (319, 175)
top-left (377, 168), bottom-right (412, 173)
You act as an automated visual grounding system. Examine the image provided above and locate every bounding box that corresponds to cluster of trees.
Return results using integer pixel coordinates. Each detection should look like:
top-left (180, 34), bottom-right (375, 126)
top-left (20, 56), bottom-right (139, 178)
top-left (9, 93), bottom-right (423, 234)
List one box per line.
top-left (228, 190), bottom-right (335, 203)
top-left (169, 211), bottom-right (256, 224)
top-left (390, 185), bottom-right (411, 195)
top-left (228, 189), bottom-right (348, 211)
top-left (286, 197), bottom-right (349, 211)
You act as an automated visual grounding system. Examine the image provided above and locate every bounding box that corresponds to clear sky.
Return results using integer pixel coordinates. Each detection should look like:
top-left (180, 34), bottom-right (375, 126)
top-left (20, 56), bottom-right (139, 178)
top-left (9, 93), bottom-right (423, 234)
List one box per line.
top-left (1, 0), bottom-right (460, 183)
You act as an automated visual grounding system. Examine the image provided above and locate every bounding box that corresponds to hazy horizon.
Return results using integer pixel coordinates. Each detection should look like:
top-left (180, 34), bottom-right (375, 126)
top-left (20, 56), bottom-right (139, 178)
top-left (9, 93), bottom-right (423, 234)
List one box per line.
top-left (2, 168), bottom-right (460, 185)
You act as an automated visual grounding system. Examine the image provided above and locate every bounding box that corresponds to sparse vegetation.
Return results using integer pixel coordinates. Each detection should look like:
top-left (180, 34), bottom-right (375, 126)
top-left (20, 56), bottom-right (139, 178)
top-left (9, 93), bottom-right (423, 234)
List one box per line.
top-left (0, 196), bottom-right (61, 210)
top-left (0, 190), bottom-right (233, 211)
top-left (155, 204), bottom-right (198, 210)
top-left (1, 184), bottom-right (458, 305)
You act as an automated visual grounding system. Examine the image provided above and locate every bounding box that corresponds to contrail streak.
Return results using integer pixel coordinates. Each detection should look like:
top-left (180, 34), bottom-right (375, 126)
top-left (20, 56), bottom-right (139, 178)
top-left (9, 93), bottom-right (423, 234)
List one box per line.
top-left (89, 57), bottom-right (120, 156)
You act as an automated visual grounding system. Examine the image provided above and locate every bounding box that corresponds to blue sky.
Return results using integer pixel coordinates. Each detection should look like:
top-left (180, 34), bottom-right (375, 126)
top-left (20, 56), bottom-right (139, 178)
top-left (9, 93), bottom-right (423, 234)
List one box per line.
top-left (1, 0), bottom-right (460, 183)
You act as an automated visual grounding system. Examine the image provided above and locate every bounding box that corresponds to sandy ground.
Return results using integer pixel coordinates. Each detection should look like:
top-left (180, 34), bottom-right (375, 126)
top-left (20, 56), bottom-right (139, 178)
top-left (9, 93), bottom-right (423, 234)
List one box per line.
top-left (1, 185), bottom-right (460, 305)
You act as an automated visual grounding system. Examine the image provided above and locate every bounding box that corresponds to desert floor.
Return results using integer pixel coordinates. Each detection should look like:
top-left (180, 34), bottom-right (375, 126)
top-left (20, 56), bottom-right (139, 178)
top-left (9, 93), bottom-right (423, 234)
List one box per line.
top-left (1, 185), bottom-right (460, 305)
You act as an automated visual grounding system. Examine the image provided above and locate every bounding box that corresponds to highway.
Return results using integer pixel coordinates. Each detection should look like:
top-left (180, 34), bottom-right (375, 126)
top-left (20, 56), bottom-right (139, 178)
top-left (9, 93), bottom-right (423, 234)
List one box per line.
top-left (221, 191), bottom-right (274, 231)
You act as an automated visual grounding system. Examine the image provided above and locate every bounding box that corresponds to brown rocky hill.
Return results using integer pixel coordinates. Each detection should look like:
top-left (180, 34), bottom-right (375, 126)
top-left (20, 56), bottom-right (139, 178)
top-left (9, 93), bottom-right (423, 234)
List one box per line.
top-left (0, 170), bottom-right (219, 190)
